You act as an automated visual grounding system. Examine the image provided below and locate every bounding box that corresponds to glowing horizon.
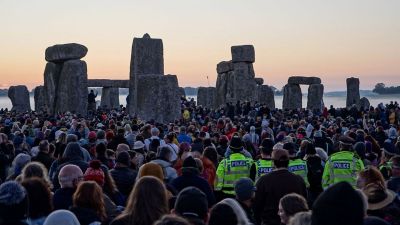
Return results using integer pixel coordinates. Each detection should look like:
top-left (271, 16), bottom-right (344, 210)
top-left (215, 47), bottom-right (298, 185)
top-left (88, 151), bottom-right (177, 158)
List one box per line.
top-left (0, 0), bottom-right (399, 92)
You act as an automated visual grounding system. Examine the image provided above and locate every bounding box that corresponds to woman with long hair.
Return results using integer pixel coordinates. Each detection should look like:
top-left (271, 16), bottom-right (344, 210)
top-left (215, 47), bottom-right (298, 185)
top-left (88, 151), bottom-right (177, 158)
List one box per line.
top-left (278, 193), bottom-right (309, 225)
top-left (110, 176), bottom-right (168, 225)
top-left (70, 181), bottom-right (107, 225)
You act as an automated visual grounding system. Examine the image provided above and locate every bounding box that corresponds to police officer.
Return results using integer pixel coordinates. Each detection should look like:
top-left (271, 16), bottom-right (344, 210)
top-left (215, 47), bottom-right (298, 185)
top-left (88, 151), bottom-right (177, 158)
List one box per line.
top-left (322, 136), bottom-right (364, 189)
top-left (216, 134), bottom-right (253, 199)
top-left (250, 138), bottom-right (274, 182)
top-left (284, 142), bottom-right (309, 187)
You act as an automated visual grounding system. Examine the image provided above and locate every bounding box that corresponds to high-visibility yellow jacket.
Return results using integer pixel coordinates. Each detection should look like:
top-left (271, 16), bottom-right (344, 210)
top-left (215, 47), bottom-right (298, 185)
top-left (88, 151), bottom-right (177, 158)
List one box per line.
top-left (322, 151), bottom-right (364, 189)
top-left (216, 153), bottom-right (253, 195)
top-left (254, 159), bottom-right (274, 182)
top-left (289, 159), bottom-right (309, 187)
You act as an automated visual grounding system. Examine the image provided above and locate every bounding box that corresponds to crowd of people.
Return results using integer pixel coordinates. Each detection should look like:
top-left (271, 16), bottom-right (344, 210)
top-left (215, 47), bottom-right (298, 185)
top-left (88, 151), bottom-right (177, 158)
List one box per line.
top-left (0, 97), bottom-right (400, 225)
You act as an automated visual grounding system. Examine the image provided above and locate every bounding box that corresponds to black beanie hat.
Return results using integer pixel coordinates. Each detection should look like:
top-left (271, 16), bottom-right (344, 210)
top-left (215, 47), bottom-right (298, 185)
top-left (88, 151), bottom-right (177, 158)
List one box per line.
top-left (229, 135), bottom-right (243, 152)
top-left (174, 187), bottom-right (208, 219)
top-left (312, 182), bottom-right (364, 225)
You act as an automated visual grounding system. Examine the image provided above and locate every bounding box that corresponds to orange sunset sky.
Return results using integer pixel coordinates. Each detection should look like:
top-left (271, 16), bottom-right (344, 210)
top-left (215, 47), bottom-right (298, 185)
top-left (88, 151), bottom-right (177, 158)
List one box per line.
top-left (0, 0), bottom-right (399, 91)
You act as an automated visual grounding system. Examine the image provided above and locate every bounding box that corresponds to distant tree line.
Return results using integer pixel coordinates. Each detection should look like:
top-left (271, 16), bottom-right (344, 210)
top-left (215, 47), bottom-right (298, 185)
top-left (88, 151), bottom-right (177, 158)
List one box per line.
top-left (373, 83), bottom-right (400, 94)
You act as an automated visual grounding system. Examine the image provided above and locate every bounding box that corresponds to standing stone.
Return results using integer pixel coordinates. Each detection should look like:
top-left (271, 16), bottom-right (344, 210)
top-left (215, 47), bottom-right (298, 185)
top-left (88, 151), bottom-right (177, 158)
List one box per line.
top-left (178, 87), bottom-right (186, 98)
top-left (34, 86), bottom-right (46, 112)
top-left (43, 62), bottom-right (62, 114)
top-left (55, 60), bottom-right (88, 115)
top-left (230, 62), bottom-right (257, 103)
top-left (216, 61), bottom-right (233, 74)
top-left (129, 33), bottom-right (164, 114)
top-left (307, 84), bottom-right (324, 111)
top-left (346, 77), bottom-right (360, 108)
top-left (282, 84), bottom-right (302, 110)
top-left (45, 43), bottom-right (88, 62)
top-left (257, 85), bottom-right (275, 109)
top-left (215, 73), bottom-right (228, 108)
top-left (197, 87), bottom-right (216, 109)
top-left (359, 97), bottom-right (370, 110)
top-left (8, 85), bottom-right (31, 113)
top-left (134, 74), bottom-right (180, 123)
top-left (101, 87), bottom-right (120, 109)
top-left (231, 45), bottom-right (255, 63)
top-left (255, 78), bottom-right (264, 85)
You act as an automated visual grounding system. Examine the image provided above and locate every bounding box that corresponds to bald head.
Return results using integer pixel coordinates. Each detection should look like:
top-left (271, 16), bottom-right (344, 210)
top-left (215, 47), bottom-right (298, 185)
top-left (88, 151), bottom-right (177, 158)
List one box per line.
top-left (58, 164), bottom-right (83, 188)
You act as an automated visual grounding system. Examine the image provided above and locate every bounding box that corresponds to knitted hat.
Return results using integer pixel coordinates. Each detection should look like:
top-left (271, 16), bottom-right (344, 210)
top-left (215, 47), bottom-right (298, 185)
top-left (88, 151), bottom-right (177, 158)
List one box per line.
top-left (138, 162), bottom-right (164, 181)
top-left (229, 135), bottom-right (243, 152)
top-left (88, 131), bottom-right (97, 140)
top-left (43, 209), bottom-right (81, 225)
top-left (116, 151), bottom-right (131, 166)
top-left (234, 178), bottom-right (256, 201)
top-left (84, 160), bottom-right (105, 186)
top-left (174, 187), bottom-right (208, 219)
top-left (0, 181), bottom-right (28, 221)
top-left (312, 182), bottom-right (364, 225)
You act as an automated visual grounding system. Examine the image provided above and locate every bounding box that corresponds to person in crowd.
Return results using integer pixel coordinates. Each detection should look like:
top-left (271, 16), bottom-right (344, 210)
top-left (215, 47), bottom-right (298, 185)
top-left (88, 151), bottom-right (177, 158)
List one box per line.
top-left (70, 181), bottom-right (106, 225)
top-left (250, 138), bottom-right (274, 182)
top-left (53, 164), bottom-right (83, 210)
top-left (110, 176), bottom-right (168, 225)
top-left (164, 132), bottom-right (179, 163)
top-left (171, 156), bottom-right (215, 206)
top-left (172, 187), bottom-right (209, 225)
top-left (32, 140), bottom-right (54, 170)
top-left (254, 149), bottom-right (307, 225)
top-left (177, 126), bottom-right (192, 144)
top-left (303, 142), bottom-right (324, 205)
top-left (20, 161), bottom-right (51, 186)
top-left (152, 146), bottom-right (178, 183)
top-left (387, 155), bottom-right (400, 194)
top-left (285, 142), bottom-right (309, 187)
top-left (278, 193), bottom-right (309, 225)
top-left (7, 153), bottom-right (31, 181)
top-left (145, 127), bottom-right (165, 151)
top-left (110, 151), bottom-right (137, 198)
top-left (43, 210), bottom-right (81, 225)
top-left (322, 136), bottom-right (365, 189)
top-left (234, 178), bottom-right (256, 224)
top-left (215, 134), bottom-right (253, 200)
top-left (208, 198), bottom-right (252, 225)
top-left (21, 178), bottom-right (53, 225)
top-left (0, 181), bottom-right (29, 225)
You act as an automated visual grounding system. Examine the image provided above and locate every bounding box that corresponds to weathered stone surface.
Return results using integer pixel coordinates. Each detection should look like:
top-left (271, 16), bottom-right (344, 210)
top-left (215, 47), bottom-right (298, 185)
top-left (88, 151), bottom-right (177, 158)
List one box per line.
top-left (197, 87), bottom-right (216, 109)
top-left (100, 87), bottom-right (120, 109)
top-left (216, 61), bottom-right (233, 74)
top-left (55, 60), bottom-right (88, 115)
top-left (257, 85), bottom-right (275, 109)
top-left (255, 78), bottom-right (264, 85)
top-left (346, 77), bottom-right (360, 108)
top-left (231, 45), bottom-right (255, 63)
top-left (359, 97), bottom-right (370, 110)
top-left (227, 62), bottom-right (257, 103)
top-left (178, 87), bottom-right (186, 98)
top-left (8, 85), bottom-right (31, 113)
top-left (45, 43), bottom-right (88, 62)
top-left (34, 86), bottom-right (46, 112)
top-left (128, 34), bottom-right (164, 114)
top-left (288, 76), bottom-right (321, 85)
top-left (215, 73), bottom-right (228, 108)
top-left (88, 79), bottom-right (129, 88)
top-left (43, 62), bottom-right (62, 114)
top-left (307, 84), bottom-right (324, 111)
top-left (282, 84), bottom-right (302, 110)
top-left (134, 74), bottom-right (180, 123)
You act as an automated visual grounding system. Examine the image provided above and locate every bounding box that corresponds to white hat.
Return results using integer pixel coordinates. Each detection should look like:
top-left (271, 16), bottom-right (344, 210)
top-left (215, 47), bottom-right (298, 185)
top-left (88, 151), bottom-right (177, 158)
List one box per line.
top-left (133, 141), bottom-right (145, 150)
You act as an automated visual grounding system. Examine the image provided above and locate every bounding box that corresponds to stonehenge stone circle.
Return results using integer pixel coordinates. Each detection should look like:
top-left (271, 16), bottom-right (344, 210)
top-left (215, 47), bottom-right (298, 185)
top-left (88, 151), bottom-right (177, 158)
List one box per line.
top-left (8, 85), bottom-right (31, 113)
top-left (288, 76), bottom-right (321, 85)
top-left (231, 45), bottom-right (255, 63)
top-left (254, 78), bottom-right (264, 85)
top-left (282, 84), bottom-right (302, 110)
top-left (100, 87), bottom-right (120, 109)
top-left (34, 86), bottom-right (46, 112)
top-left (45, 43), bottom-right (88, 62)
top-left (216, 61), bottom-right (233, 74)
top-left (359, 97), bottom-right (370, 110)
top-left (307, 84), bottom-right (324, 111)
top-left (134, 74), bottom-right (181, 123)
top-left (346, 77), bottom-right (360, 108)
top-left (257, 85), bottom-right (275, 109)
top-left (197, 87), bottom-right (216, 109)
